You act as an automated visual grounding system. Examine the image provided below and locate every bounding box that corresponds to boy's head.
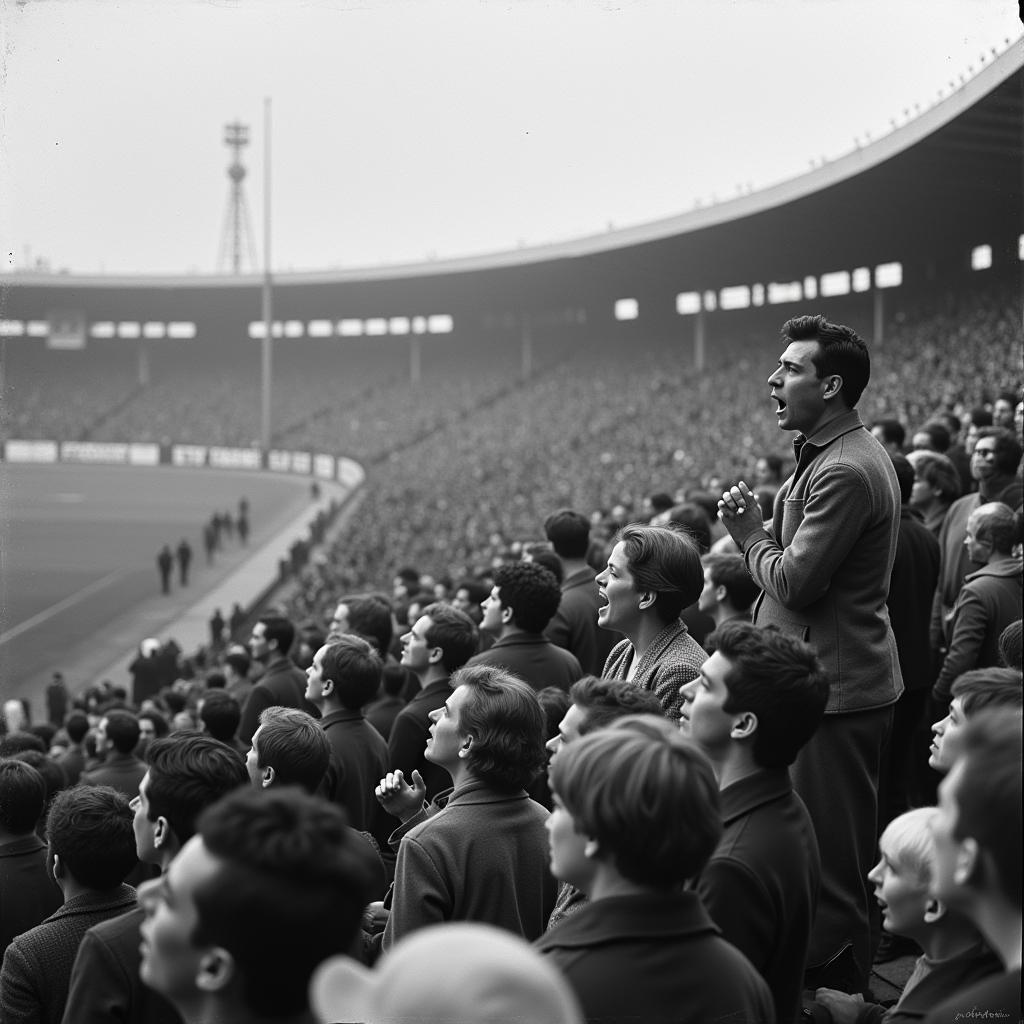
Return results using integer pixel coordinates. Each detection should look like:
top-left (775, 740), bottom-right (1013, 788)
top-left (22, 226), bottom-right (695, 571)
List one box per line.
top-left (929, 668), bottom-right (1022, 773)
top-left (304, 636), bottom-right (383, 711)
top-left (547, 715), bottom-right (721, 894)
top-left (867, 808), bottom-right (940, 941)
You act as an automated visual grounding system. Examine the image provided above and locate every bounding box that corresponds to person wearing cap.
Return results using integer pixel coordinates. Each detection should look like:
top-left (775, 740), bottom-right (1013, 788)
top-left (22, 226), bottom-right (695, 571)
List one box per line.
top-left (536, 716), bottom-right (773, 1024)
top-left (311, 923), bottom-right (583, 1024)
top-left (375, 664), bottom-right (556, 949)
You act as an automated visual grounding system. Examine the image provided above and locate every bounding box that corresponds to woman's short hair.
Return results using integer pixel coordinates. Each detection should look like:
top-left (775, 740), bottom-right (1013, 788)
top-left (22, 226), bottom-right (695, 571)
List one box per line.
top-left (615, 523), bottom-right (703, 624)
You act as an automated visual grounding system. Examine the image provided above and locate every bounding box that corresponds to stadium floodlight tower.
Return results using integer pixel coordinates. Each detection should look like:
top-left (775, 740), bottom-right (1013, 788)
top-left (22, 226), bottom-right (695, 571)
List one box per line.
top-left (218, 121), bottom-right (259, 274)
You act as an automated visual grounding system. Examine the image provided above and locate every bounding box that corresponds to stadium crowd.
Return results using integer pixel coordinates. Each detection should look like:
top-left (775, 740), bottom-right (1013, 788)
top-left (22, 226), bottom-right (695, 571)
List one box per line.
top-left (0, 295), bottom-right (1022, 1024)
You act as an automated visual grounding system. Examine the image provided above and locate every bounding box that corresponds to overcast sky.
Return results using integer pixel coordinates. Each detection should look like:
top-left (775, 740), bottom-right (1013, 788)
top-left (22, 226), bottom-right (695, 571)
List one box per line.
top-left (1, 0), bottom-right (1019, 276)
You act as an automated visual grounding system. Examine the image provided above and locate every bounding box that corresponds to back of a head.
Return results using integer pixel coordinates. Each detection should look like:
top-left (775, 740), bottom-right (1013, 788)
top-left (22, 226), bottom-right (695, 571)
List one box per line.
top-left (953, 712), bottom-right (1023, 907)
top-left (873, 418), bottom-right (906, 450)
top-left (104, 710), bottom-right (141, 755)
top-left (781, 314), bottom-right (869, 408)
top-left (551, 716), bottom-right (722, 886)
top-left (223, 650), bottom-right (252, 679)
top-left (453, 664), bottom-right (547, 793)
top-left (144, 734), bottom-right (248, 846)
top-left (311, 923), bottom-right (583, 1024)
top-left (708, 620), bottom-right (829, 768)
top-left (199, 692), bottom-right (242, 743)
top-left (421, 602), bottom-right (479, 673)
top-left (344, 596), bottom-right (394, 658)
top-left (544, 509), bottom-right (591, 560)
top-left (970, 501), bottom-right (1018, 556)
top-left (492, 561), bottom-right (562, 634)
top-left (526, 548), bottom-right (565, 586)
top-left (906, 450), bottom-right (962, 503)
top-left (259, 615), bottom-right (296, 657)
top-left (703, 553), bottom-right (760, 613)
top-left (256, 707), bottom-right (330, 793)
top-left (915, 421), bottom-right (952, 453)
top-left (320, 635), bottom-right (383, 711)
top-left (665, 503), bottom-right (712, 554)
top-left (0, 759), bottom-right (47, 834)
top-left (0, 731), bottom-right (46, 757)
top-left (889, 452), bottom-right (915, 504)
top-left (193, 786), bottom-right (380, 1018)
top-left (616, 522), bottom-right (704, 623)
top-left (65, 711), bottom-right (90, 744)
top-left (47, 785), bottom-right (138, 890)
top-left (11, 749), bottom-right (67, 802)
top-left (998, 620), bottom-right (1022, 671)
top-left (568, 675), bottom-right (663, 734)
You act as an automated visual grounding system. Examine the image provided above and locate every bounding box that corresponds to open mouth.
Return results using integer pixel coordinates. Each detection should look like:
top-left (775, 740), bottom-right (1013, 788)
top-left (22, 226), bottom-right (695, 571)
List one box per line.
top-left (772, 395), bottom-right (787, 414)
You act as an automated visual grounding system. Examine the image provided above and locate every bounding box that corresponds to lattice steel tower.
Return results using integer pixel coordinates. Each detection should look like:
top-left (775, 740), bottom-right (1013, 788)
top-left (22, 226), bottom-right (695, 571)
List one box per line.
top-left (218, 121), bottom-right (259, 274)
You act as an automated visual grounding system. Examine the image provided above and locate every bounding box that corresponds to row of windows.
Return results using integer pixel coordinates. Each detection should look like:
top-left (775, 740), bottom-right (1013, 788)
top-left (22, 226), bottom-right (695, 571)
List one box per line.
top-left (613, 244), bottom-right (1013, 320)
top-left (0, 320), bottom-right (197, 340)
top-left (0, 242), bottom-right (1015, 338)
top-left (246, 314), bottom-right (454, 339)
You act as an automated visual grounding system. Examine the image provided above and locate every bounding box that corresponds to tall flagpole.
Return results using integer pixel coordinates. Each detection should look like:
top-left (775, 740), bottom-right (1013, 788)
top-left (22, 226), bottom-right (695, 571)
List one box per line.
top-left (260, 97), bottom-right (273, 456)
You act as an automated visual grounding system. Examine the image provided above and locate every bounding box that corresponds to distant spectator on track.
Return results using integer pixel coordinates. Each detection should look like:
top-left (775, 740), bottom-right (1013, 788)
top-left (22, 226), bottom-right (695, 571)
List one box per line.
top-left (129, 639), bottom-right (164, 706)
top-left (156, 546), bottom-right (173, 595)
top-left (47, 672), bottom-right (69, 728)
top-left (208, 608), bottom-right (225, 649)
top-left (175, 539), bottom-right (192, 587)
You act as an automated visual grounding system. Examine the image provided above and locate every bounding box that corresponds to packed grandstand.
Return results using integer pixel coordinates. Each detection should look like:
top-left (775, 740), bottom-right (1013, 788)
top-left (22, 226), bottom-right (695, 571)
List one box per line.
top-left (1, 44), bottom-right (1020, 672)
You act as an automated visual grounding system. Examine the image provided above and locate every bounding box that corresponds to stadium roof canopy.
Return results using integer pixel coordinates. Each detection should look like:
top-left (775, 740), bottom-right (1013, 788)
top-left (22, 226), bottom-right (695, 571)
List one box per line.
top-left (2, 45), bottom-right (1020, 337)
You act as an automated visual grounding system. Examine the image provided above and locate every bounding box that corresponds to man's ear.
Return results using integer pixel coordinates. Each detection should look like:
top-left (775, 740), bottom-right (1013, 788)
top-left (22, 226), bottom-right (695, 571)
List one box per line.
top-left (730, 711), bottom-right (758, 741)
top-left (321, 678), bottom-right (335, 698)
top-left (153, 815), bottom-right (172, 851)
top-left (427, 645), bottom-right (444, 665)
top-left (51, 852), bottom-right (65, 885)
top-left (822, 374), bottom-right (843, 399)
top-left (715, 585), bottom-right (728, 605)
top-left (458, 734), bottom-right (474, 759)
top-left (500, 604), bottom-right (514, 625)
top-left (195, 947), bottom-right (235, 994)
top-left (261, 766), bottom-right (276, 789)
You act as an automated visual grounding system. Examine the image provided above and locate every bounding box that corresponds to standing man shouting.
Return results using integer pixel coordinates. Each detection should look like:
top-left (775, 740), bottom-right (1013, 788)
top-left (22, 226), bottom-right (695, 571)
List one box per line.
top-left (717, 314), bottom-right (903, 993)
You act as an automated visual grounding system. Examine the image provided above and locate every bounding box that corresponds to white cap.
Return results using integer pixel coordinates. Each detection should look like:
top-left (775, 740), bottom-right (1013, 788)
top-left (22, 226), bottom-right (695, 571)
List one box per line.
top-left (310, 923), bottom-right (582, 1024)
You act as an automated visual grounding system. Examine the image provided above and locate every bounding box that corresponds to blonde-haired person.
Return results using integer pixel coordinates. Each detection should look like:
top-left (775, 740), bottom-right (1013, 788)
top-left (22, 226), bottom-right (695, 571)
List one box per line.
top-left (813, 807), bottom-right (999, 1024)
